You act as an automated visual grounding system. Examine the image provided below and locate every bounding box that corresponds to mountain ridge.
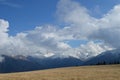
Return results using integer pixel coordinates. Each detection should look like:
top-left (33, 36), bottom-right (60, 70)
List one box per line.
top-left (0, 49), bottom-right (120, 73)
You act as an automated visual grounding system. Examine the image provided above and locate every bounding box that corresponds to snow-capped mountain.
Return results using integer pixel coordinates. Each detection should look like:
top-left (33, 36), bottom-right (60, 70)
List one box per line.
top-left (0, 49), bottom-right (119, 73)
top-left (84, 49), bottom-right (120, 65)
top-left (0, 54), bottom-right (83, 73)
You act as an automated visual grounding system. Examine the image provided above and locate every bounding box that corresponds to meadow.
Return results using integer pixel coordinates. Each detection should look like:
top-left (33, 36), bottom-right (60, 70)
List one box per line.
top-left (0, 64), bottom-right (119, 80)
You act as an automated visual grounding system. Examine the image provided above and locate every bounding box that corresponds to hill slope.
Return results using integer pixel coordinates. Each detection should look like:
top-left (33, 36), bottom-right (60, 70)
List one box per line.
top-left (0, 64), bottom-right (119, 80)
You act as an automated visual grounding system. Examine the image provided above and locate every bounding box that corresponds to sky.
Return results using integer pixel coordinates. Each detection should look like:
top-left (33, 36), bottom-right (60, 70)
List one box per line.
top-left (0, 0), bottom-right (120, 35)
top-left (0, 0), bottom-right (120, 60)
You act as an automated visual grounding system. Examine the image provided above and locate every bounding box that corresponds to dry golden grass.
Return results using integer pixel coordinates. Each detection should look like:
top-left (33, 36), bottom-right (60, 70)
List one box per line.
top-left (0, 64), bottom-right (120, 80)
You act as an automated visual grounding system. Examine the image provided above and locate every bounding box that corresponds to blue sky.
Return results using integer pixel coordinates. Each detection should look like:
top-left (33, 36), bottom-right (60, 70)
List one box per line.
top-left (0, 0), bottom-right (120, 35)
top-left (0, 0), bottom-right (58, 35)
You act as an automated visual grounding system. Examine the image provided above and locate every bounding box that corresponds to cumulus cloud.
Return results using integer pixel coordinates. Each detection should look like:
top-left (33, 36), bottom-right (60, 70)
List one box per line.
top-left (62, 41), bottom-right (112, 60)
top-left (0, 19), bottom-right (9, 47)
top-left (0, 19), bottom-right (112, 60)
top-left (92, 5), bottom-right (120, 48)
top-left (56, 0), bottom-right (98, 39)
top-left (0, 0), bottom-right (119, 61)
top-left (0, 24), bottom-right (71, 58)
top-left (57, 0), bottom-right (120, 49)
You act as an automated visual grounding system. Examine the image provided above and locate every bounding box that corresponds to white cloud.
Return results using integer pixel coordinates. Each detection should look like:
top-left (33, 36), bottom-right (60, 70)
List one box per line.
top-left (56, 0), bottom-right (98, 39)
top-left (91, 5), bottom-right (120, 48)
top-left (0, 0), bottom-right (119, 60)
top-left (57, 0), bottom-right (120, 49)
top-left (0, 19), bottom-right (113, 60)
top-left (61, 41), bottom-right (112, 60)
top-left (0, 19), bottom-right (9, 47)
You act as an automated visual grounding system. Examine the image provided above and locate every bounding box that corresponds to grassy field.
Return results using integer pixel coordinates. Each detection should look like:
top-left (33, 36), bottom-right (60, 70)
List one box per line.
top-left (0, 64), bottom-right (119, 80)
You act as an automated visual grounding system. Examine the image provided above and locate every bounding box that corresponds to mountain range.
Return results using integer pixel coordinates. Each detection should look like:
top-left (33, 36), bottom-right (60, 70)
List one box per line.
top-left (84, 49), bottom-right (120, 65)
top-left (0, 49), bottom-right (120, 73)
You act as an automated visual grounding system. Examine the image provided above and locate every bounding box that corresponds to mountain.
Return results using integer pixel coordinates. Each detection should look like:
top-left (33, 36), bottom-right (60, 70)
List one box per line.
top-left (28, 56), bottom-right (83, 69)
top-left (0, 55), bottom-right (83, 73)
top-left (84, 49), bottom-right (120, 65)
top-left (0, 55), bottom-right (43, 73)
top-left (0, 49), bottom-right (120, 73)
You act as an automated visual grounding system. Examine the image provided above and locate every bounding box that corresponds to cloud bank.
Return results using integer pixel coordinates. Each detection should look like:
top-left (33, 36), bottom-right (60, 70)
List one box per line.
top-left (0, 0), bottom-right (119, 60)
